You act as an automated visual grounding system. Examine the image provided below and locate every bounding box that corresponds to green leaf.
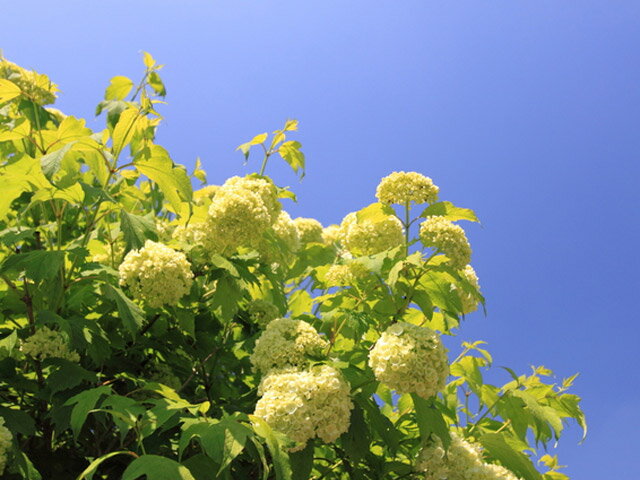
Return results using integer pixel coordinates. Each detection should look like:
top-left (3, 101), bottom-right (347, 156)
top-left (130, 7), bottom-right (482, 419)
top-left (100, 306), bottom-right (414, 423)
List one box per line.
top-left (420, 201), bottom-right (479, 222)
top-left (47, 359), bottom-right (97, 394)
top-left (105, 76), bottom-right (134, 101)
top-left (135, 146), bottom-right (193, 212)
top-left (122, 455), bottom-right (196, 480)
top-left (356, 202), bottom-right (397, 224)
top-left (76, 451), bottom-right (137, 480)
top-left (102, 284), bottom-right (145, 334)
top-left (0, 330), bottom-right (18, 357)
top-left (0, 406), bottom-right (36, 436)
top-left (0, 78), bottom-right (22, 103)
top-left (411, 394), bottom-right (451, 450)
top-left (143, 52), bottom-right (157, 69)
top-left (120, 210), bottom-right (158, 253)
top-left (40, 142), bottom-right (76, 181)
top-left (278, 140), bottom-right (305, 178)
top-left (357, 395), bottom-right (400, 454)
top-left (290, 440), bottom-right (314, 480)
top-left (148, 71), bottom-right (166, 97)
top-left (12, 450), bottom-right (42, 480)
top-left (478, 433), bottom-right (543, 480)
top-left (0, 250), bottom-right (65, 281)
top-left (64, 385), bottom-right (111, 438)
top-left (250, 415), bottom-right (292, 480)
top-left (341, 405), bottom-right (370, 463)
top-left (192, 157), bottom-right (207, 183)
top-left (112, 107), bottom-right (141, 158)
top-left (182, 454), bottom-right (219, 480)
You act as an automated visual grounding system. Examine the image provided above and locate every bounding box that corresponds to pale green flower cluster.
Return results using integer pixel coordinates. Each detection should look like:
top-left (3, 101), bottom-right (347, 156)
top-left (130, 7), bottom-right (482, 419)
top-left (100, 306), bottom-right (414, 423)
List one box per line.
top-left (455, 265), bottom-right (481, 314)
top-left (21, 327), bottom-right (79, 362)
top-left (248, 299), bottom-right (280, 328)
top-left (368, 322), bottom-right (448, 399)
top-left (324, 262), bottom-right (369, 287)
top-left (0, 59), bottom-right (58, 105)
top-left (376, 171), bottom-right (439, 205)
top-left (419, 216), bottom-right (472, 269)
top-left (258, 211), bottom-right (301, 265)
top-left (254, 365), bottom-right (353, 449)
top-left (294, 217), bottom-right (324, 244)
top-left (118, 240), bottom-right (193, 308)
top-left (339, 212), bottom-right (404, 256)
top-left (0, 417), bottom-right (11, 475)
top-left (251, 318), bottom-right (328, 374)
top-left (203, 176), bottom-right (279, 253)
top-left (415, 434), bottom-right (521, 480)
top-left (322, 224), bottom-right (341, 245)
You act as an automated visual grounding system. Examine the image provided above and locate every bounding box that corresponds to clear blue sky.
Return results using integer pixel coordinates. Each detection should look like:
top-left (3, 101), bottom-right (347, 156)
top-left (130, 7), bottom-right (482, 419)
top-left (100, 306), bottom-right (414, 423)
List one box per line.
top-left (3, 1), bottom-right (639, 477)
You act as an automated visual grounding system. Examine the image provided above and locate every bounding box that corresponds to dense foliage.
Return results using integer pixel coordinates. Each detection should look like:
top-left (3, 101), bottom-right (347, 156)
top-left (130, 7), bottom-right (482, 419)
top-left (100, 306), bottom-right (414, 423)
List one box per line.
top-left (0, 54), bottom-right (585, 479)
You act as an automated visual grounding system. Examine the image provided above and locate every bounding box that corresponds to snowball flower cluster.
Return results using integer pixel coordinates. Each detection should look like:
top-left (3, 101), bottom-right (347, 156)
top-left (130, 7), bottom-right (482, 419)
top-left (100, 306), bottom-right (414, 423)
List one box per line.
top-left (324, 262), bottom-right (369, 287)
top-left (258, 211), bottom-right (301, 265)
top-left (251, 318), bottom-right (328, 374)
top-left (21, 327), bottom-right (79, 362)
top-left (254, 365), bottom-right (353, 449)
top-left (294, 217), bottom-right (324, 244)
top-left (376, 171), bottom-right (439, 205)
top-left (0, 417), bottom-right (11, 475)
top-left (419, 216), bottom-right (472, 269)
top-left (415, 434), bottom-right (521, 480)
top-left (322, 224), bottom-right (341, 245)
top-left (202, 176), bottom-right (280, 253)
top-left (454, 265), bottom-right (481, 314)
top-left (247, 299), bottom-right (280, 328)
top-left (340, 212), bottom-right (404, 256)
top-left (368, 322), bottom-right (448, 399)
top-left (118, 240), bottom-right (193, 308)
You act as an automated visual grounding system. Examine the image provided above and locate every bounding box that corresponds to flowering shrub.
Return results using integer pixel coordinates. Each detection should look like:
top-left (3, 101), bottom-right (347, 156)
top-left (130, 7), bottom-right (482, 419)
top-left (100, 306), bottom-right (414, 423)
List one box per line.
top-left (0, 55), bottom-right (584, 480)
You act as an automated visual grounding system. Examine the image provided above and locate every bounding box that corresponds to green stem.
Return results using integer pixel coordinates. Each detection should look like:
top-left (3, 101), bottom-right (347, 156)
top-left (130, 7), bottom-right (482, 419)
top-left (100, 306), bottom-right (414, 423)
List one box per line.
top-left (404, 202), bottom-right (411, 256)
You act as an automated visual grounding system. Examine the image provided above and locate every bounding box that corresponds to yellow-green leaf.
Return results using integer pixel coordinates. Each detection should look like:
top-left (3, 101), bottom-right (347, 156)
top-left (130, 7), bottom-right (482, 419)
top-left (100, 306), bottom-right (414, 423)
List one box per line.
top-left (0, 78), bottom-right (21, 103)
top-left (105, 76), bottom-right (134, 101)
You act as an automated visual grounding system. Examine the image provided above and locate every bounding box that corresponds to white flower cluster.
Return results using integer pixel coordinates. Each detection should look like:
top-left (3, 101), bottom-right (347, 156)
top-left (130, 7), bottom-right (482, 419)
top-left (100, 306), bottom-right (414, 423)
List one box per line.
top-left (368, 322), bottom-right (448, 399)
top-left (293, 217), bottom-right (324, 245)
top-left (251, 318), bottom-right (328, 374)
top-left (322, 224), bottom-right (341, 245)
top-left (247, 299), bottom-right (280, 328)
top-left (118, 240), bottom-right (193, 308)
top-left (454, 265), bottom-right (481, 314)
top-left (202, 176), bottom-right (281, 253)
top-left (419, 216), bottom-right (472, 269)
top-left (254, 365), bottom-right (353, 450)
top-left (339, 212), bottom-right (404, 256)
top-left (0, 417), bottom-right (11, 475)
top-left (20, 327), bottom-right (79, 362)
top-left (324, 262), bottom-right (369, 287)
top-left (376, 171), bottom-right (439, 205)
top-left (415, 434), bottom-right (521, 480)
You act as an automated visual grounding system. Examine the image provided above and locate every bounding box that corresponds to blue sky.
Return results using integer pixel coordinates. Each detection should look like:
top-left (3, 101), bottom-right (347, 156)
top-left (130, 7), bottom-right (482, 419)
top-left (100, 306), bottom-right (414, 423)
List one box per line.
top-left (3, 1), bottom-right (640, 477)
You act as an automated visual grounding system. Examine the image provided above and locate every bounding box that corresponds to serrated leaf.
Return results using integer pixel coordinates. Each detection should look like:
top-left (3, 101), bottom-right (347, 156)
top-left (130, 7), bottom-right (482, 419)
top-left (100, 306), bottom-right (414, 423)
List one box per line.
top-left (420, 201), bottom-right (479, 222)
top-left (278, 140), bottom-right (305, 177)
top-left (135, 147), bottom-right (193, 212)
top-left (0, 78), bottom-right (22, 103)
top-left (143, 52), bottom-right (157, 69)
top-left (122, 455), bottom-right (195, 480)
top-left (40, 142), bottom-right (75, 180)
top-left (250, 415), bottom-right (292, 480)
top-left (411, 394), bottom-right (451, 449)
top-left (105, 76), bottom-right (134, 101)
top-left (65, 385), bottom-right (111, 438)
top-left (356, 202), bottom-right (397, 224)
top-left (0, 406), bottom-right (35, 436)
top-left (112, 107), bottom-right (141, 158)
top-left (120, 210), bottom-right (158, 253)
top-left (102, 284), bottom-right (145, 334)
top-left (148, 71), bottom-right (166, 97)
top-left (0, 250), bottom-right (65, 281)
top-left (479, 433), bottom-right (543, 480)
top-left (47, 359), bottom-right (97, 394)
top-left (290, 440), bottom-right (314, 480)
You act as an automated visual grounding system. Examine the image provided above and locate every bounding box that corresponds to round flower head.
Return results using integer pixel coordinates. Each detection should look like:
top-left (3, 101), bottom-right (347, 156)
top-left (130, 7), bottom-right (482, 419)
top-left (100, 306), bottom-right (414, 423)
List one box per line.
top-left (324, 262), bottom-right (369, 287)
top-left (254, 365), bottom-right (353, 449)
top-left (0, 417), bottom-right (11, 475)
top-left (258, 211), bottom-right (301, 265)
top-left (415, 434), bottom-right (521, 480)
top-left (454, 265), bottom-right (481, 314)
top-left (294, 217), bottom-right (324, 245)
top-left (376, 171), bottom-right (439, 205)
top-left (193, 184), bottom-right (220, 206)
top-left (419, 216), bottom-right (471, 269)
top-left (339, 212), bottom-right (404, 256)
top-left (224, 176), bottom-right (281, 223)
top-left (0, 59), bottom-right (58, 105)
top-left (368, 322), bottom-right (448, 399)
top-left (118, 240), bottom-right (193, 308)
top-left (248, 299), bottom-right (280, 328)
top-left (21, 326), bottom-right (79, 362)
top-left (322, 224), bottom-right (341, 245)
top-left (251, 318), bottom-right (328, 374)
top-left (204, 185), bottom-right (271, 253)
top-left (173, 222), bottom-right (207, 247)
